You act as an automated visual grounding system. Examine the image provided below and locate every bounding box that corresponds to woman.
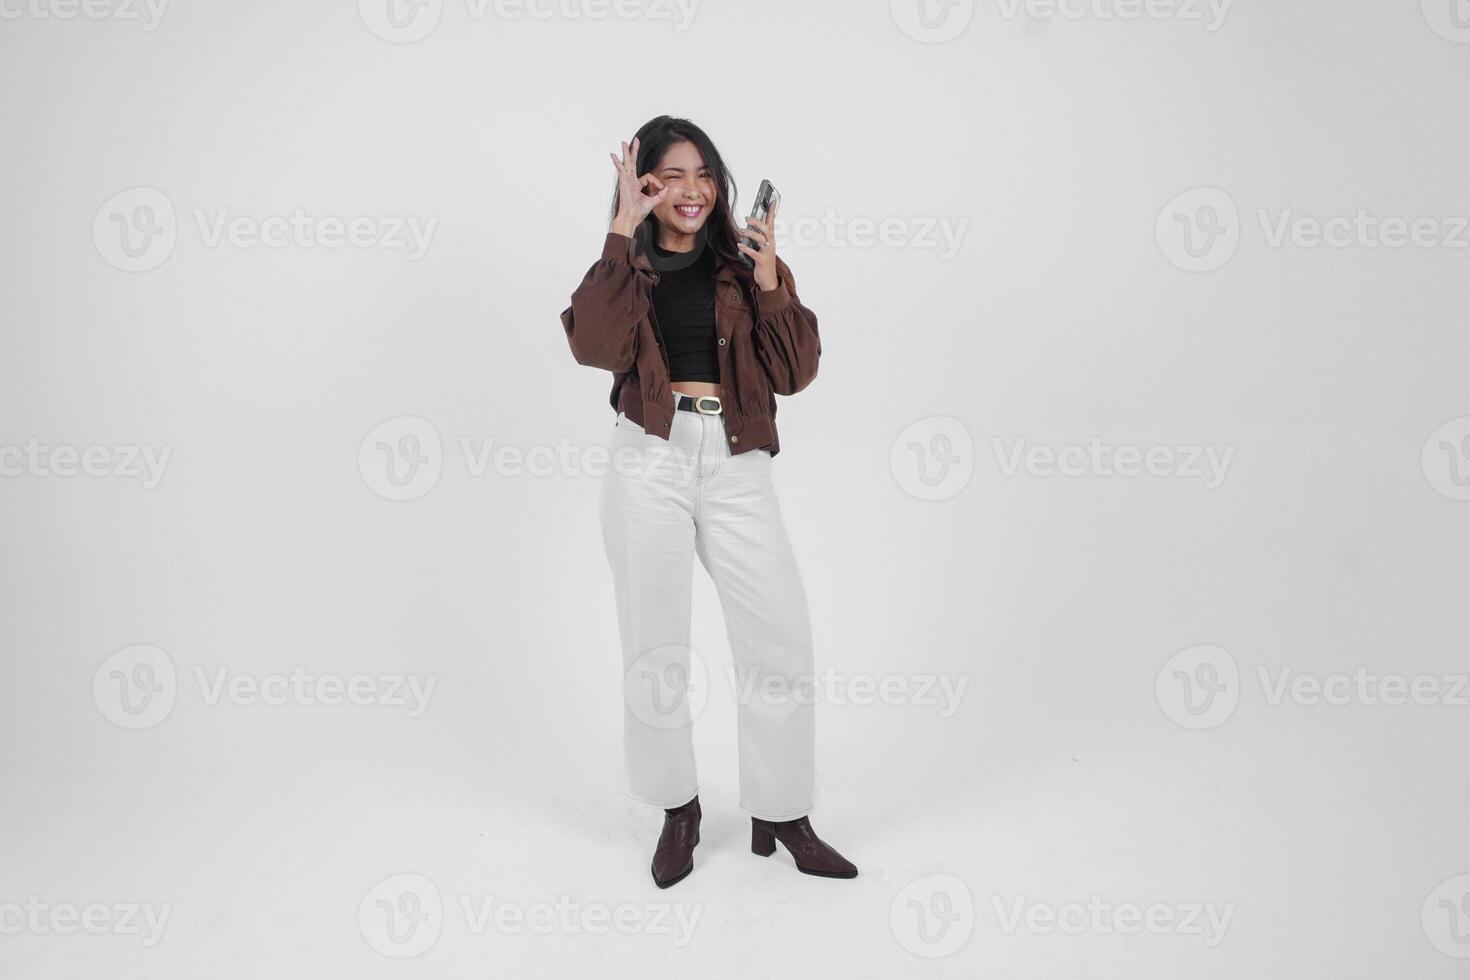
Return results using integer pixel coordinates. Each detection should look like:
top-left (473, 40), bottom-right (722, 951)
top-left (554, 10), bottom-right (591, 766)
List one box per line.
top-left (560, 116), bottom-right (858, 888)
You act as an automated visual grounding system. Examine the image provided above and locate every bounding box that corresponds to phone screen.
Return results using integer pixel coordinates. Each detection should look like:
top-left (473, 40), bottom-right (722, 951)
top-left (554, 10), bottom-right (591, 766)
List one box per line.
top-left (740, 180), bottom-right (780, 268)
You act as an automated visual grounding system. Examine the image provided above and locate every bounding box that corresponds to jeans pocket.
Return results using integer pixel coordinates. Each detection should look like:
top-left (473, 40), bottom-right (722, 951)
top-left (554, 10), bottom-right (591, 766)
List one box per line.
top-left (613, 411), bottom-right (645, 433)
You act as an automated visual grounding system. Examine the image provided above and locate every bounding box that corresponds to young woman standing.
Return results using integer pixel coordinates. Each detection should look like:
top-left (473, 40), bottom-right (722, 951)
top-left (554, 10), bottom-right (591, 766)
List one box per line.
top-left (561, 116), bottom-right (856, 888)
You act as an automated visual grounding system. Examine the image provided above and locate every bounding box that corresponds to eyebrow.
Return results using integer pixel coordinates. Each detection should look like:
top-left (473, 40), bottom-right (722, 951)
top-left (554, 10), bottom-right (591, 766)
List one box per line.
top-left (659, 165), bottom-right (712, 173)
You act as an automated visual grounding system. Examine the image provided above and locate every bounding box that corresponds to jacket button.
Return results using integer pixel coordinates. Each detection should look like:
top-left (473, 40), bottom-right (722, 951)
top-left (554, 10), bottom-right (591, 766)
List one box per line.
top-left (730, 435), bottom-right (739, 444)
top-left (650, 273), bottom-right (660, 283)
top-left (718, 337), bottom-right (726, 346)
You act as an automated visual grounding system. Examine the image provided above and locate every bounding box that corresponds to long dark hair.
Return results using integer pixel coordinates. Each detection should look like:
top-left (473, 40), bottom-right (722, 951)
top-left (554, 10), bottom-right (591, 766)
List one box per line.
top-left (608, 115), bottom-right (752, 284)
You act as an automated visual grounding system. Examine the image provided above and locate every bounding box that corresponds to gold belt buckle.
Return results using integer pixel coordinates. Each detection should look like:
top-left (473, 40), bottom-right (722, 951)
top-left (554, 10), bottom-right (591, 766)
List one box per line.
top-left (694, 395), bottom-right (722, 415)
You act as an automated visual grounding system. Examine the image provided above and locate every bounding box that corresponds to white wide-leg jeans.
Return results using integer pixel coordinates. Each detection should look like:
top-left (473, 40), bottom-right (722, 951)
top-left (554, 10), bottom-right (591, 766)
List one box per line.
top-left (599, 403), bottom-right (816, 822)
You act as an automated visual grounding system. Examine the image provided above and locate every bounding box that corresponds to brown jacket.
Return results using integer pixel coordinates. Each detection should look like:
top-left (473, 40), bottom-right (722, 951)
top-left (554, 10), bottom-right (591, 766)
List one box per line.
top-left (560, 225), bottom-right (821, 457)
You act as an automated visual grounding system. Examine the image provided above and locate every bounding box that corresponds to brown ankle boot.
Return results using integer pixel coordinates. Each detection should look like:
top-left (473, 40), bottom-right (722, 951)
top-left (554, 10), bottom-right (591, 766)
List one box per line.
top-left (651, 796), bottom-right (701, 888)
top-left (750, 815), bottom-right (858, 879)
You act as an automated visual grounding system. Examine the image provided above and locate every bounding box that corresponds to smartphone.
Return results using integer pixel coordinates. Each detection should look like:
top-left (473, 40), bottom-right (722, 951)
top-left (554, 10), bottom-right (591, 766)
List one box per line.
top-left (739, 179), bottom-right (780, 269)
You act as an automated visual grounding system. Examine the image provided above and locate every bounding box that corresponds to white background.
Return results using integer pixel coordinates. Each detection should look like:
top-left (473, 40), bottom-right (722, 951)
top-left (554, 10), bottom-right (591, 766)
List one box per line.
top-left (3, 0), bottom-right (1470, 976)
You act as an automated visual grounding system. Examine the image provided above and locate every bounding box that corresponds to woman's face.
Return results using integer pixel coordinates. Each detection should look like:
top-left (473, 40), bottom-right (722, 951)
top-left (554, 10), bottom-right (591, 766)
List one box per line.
top-left (647, 140), bottom-right (716, 237)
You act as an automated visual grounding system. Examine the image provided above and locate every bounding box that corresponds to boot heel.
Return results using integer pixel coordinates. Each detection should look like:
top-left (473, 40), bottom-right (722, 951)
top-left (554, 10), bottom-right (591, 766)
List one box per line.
top-left (751, 821), bottom-right (777, 856)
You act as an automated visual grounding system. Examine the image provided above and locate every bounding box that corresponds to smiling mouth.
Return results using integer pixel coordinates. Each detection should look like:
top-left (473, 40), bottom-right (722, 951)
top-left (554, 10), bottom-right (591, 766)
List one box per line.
top-left (674, 204), bottom-right (704, 218)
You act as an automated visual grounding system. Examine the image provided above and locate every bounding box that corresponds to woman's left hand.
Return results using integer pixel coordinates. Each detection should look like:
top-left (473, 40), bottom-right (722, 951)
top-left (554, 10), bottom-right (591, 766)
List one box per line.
top-left (737, 199), bottom-right (780, 291)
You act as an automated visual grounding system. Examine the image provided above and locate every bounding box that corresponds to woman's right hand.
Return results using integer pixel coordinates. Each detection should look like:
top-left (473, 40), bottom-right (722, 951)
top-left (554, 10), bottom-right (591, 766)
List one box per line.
top-left (608, 136), bottom-right (666, 237)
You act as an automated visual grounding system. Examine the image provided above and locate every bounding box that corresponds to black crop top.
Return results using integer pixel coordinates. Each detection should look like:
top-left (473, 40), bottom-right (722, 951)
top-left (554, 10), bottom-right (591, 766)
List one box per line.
top-left (649, 239), bottom-right (720, 383)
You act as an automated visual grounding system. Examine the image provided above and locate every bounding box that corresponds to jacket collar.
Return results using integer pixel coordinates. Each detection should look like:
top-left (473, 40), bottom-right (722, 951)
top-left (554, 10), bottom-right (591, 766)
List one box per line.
top-left (632, 220), bottom-right (743, 285)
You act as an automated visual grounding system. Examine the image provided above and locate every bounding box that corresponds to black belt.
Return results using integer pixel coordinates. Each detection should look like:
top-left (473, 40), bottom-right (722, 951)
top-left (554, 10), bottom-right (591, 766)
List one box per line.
top-left (674, 393), bottom-right (723, 416)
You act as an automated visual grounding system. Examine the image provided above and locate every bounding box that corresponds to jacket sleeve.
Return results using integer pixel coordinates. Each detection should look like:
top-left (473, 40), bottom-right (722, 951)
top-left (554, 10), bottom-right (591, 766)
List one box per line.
top-left (560, 232), bottom-right (648, 373)
top-left (750, 256), bottom-right (821, 395)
